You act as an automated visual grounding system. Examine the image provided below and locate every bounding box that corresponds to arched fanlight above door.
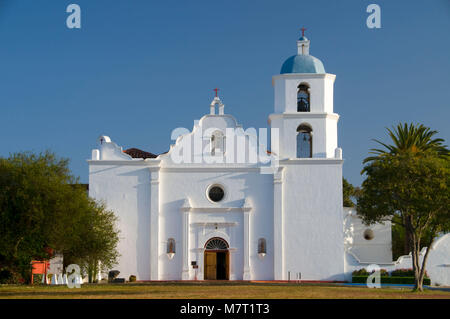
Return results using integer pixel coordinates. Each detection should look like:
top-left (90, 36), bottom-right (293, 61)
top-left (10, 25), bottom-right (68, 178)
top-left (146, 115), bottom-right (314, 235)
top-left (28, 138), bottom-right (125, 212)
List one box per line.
top-left (205, 237), bottom-right (229, 250)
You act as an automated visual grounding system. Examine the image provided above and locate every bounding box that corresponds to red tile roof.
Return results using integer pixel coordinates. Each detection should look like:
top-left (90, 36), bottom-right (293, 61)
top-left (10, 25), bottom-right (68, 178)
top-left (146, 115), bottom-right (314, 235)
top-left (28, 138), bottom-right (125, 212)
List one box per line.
top-left (124, 148), bottom-right (158, 159)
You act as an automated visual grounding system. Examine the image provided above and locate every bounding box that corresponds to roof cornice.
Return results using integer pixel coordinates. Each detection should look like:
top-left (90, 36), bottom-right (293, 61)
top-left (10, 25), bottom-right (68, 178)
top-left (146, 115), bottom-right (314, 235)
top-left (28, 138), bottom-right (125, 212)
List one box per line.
top-left (268, 112), bottom-right (339, 123)
top-left (272, 72), bottom-right (336, 82)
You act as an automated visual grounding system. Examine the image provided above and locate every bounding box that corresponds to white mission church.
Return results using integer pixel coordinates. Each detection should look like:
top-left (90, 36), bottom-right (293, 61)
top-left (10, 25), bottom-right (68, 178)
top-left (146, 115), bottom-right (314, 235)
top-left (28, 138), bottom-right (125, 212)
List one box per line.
top-left (87, 34), bottom-right (396, 282)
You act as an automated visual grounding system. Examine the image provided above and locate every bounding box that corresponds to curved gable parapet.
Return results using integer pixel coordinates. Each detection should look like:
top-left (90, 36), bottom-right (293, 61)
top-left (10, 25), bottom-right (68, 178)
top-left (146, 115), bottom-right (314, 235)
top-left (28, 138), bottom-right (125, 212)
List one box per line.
top-left (96, 135), bottom-right (133, 161)
top-left (159, 114), bottom-right (273, 167)
top-left (198, 114), bottom-right (242, 131)
top-left (431, 233), bottom-right (450, 250)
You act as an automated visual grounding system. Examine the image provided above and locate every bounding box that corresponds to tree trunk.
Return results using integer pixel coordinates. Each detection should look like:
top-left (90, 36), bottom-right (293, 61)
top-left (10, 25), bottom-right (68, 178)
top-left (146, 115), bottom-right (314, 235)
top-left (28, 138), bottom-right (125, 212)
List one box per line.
top-left (401, 215), bottom-right (411, 255)
top-left (412, 247), bottom-right (422, 291)
top-left (417, 238), bottom-right (434, 292)
top-left (93, 261), bottom-right (98, 283)
top-left (405, 216), bottom-right (423, 291)
top-left (404, 228), bottom-right (411, 255)
top-left (88, 262), bottom-right (93, 284)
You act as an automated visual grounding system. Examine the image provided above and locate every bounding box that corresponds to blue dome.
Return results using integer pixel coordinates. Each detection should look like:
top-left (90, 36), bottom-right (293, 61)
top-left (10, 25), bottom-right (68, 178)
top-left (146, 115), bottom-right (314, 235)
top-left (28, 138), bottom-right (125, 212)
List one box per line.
top-left (280, 54), bottom-right (325, 74)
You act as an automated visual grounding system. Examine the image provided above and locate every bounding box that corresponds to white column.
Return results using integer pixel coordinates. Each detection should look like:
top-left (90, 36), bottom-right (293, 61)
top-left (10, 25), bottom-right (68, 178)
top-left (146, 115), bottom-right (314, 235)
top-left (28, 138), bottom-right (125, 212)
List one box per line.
top-left (243, 198), bottom-right (252, 280)
top-left (149, 168), bottom-right (160, 280)
top-left (197, 248), bottom-right (205, 280)
top-left (182, 210), bottom-right (190, 280)
top-left (273, 167), bottom-right (284, 280)
top-left (243, 210), bottom-right (251, 280)
top-left (229, 248), bottom-right (237, 280)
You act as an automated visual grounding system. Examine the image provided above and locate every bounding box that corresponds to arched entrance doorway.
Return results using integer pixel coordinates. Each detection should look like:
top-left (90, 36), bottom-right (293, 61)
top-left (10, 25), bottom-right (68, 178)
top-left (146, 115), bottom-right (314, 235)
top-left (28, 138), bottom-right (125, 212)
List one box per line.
top-left (204, 237), bottom-right (229, 280)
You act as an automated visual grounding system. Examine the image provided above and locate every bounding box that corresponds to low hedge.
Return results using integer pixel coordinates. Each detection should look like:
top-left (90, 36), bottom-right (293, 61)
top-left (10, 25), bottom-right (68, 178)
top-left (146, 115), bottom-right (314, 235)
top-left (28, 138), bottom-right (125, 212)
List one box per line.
top-left (390, 268), bottom-right (430, 278)
top-left (352, 268), bottom-right (388, 276)
top-left (352, 276), bottom-right (431, 285)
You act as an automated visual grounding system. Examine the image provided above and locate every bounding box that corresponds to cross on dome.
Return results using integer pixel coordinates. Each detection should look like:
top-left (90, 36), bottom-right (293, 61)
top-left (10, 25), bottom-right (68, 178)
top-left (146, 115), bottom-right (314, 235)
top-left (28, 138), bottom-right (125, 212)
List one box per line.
top-left (301, 27), bottom-right (307, 37)
top-left (297, 28), bottom-right (310, 55)
top-left (280, 32), bottom-right (325, 74)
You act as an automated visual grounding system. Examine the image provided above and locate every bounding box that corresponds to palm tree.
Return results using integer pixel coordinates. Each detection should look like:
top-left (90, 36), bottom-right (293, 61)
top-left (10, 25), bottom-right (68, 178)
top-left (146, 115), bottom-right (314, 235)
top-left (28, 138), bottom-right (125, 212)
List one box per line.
top-left (362, 122), bottom-right (449, 256)
top-left (363, 122), bottom-right (448, 165)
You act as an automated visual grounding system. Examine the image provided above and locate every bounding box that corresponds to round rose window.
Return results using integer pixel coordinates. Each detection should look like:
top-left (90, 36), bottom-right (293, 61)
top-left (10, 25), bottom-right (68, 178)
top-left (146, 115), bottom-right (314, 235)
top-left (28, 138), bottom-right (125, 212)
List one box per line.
top-left (208, 185), bottom-right (225, 202)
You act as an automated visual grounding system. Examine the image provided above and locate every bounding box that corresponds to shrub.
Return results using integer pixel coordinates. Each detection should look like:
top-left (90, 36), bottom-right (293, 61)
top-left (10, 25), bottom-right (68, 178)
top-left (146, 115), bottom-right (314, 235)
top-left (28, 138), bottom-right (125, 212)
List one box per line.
top-left (379, 269), bottom-right (389, 276)
top-left (0, 268), bottom-right (25, 284)
top-left (32, 274), bottom-right (43, 285)
top-left (129, 275), bottom-right (137, 283)
top-left (352, 269), bottom-right (369, 276)
top-left (0, 269), bottom-right (14, 284)
top-left (390, 268), bottom-right (429, 278)
top-left (390, 268), bottom-right (413, 277)
top-left (352, 268), bottom-right (388, 276)
top-left (352, 276), bottom-right (431, 285)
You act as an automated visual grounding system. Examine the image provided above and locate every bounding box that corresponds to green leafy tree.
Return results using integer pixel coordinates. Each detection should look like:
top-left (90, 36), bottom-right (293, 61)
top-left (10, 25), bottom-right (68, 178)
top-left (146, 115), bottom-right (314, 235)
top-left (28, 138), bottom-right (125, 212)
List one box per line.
top-left (62, 201), bottom-right (120, 283)
top-left (0, 151), bottom-right (119, 283)
top-left (391, 215), bottom-right (436, 260)
top-left (364, 122), bottom-right (449, 162)
top-left (364, 122), bottom-right (449, 256)
top-left (343, 178), bottom-right (360, 207)
top-left (357, 152), bottom-right (449, 291)
top-left (0, 151), bottom-right (72, 281)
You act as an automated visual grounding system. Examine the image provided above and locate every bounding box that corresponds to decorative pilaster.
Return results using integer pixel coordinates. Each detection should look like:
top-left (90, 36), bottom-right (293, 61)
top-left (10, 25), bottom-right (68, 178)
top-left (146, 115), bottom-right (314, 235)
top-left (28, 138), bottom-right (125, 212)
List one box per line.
top-left (228, 248), bottom-right (237, 280)
top-left (273, 167), bottom-right (284, 280)
top-left (149, 168), bottom-right (160, 280)
top-left (243, 198), bottom-right (252, 280)
top-left (181, 199), bottom-right (192, 280)
top-left (195, 248), bottom-right (206, 280)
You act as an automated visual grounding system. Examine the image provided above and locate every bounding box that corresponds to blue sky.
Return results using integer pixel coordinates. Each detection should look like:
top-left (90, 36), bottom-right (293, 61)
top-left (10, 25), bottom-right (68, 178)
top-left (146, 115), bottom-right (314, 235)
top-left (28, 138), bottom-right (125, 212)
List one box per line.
top-left (0, 0), bottom-right (449, 186)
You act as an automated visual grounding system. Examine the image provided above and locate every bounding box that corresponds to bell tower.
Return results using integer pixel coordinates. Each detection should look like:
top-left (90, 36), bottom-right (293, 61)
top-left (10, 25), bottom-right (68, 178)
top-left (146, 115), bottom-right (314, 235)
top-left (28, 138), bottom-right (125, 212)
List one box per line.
top-left (269, 33), bottom-right (341, 159)
top-left (270, 31), bottom-right (345, 281)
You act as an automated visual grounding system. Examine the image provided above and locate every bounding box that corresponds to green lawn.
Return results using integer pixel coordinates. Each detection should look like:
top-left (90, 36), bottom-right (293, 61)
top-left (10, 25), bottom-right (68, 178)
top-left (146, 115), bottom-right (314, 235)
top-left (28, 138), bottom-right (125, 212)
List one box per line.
top-left (0, 282), bottom-right (449, 299)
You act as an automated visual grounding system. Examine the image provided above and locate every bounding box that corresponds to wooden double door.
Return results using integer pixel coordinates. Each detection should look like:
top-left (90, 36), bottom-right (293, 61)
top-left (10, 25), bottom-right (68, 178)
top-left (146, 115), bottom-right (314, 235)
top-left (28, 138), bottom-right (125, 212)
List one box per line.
top-left (204, 250), bottom-right (229, 280)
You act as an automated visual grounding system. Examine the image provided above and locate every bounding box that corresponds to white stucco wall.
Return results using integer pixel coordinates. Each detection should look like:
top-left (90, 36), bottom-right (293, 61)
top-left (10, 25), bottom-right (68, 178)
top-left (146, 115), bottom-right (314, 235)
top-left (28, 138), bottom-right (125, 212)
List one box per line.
top-left (280, 159), bottom-right (345, 281)
top-left (89, 162), bottom-right (152, 280)
top-left (157, 169), bottom-right (274, 280)
top-left (343, 208), bottom-right (392, 263)
top-left (345, 233), bottom-right (450, 286)
top-left (427, 234), bottom-right (450, 286)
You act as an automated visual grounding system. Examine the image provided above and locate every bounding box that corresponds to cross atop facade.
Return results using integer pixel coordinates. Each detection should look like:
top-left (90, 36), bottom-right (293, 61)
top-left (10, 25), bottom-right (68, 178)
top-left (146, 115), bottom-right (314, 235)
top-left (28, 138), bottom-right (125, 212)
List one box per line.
top-left (301, 27), bottom-right (307, 37)
top-left (214, 88), bottom-right (219, 97)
